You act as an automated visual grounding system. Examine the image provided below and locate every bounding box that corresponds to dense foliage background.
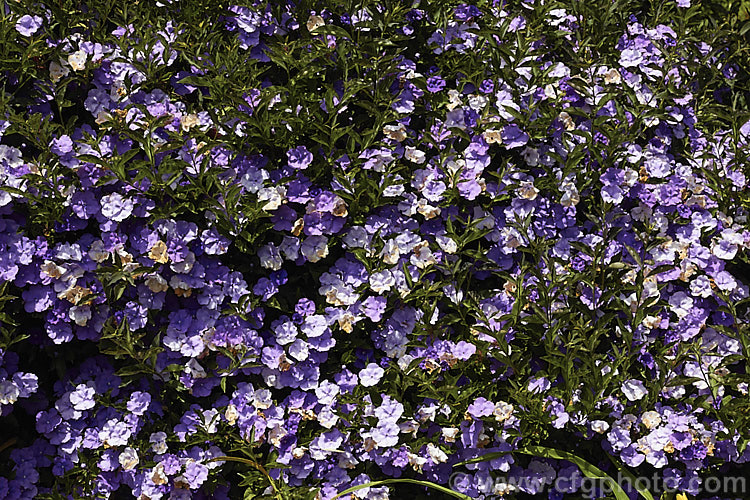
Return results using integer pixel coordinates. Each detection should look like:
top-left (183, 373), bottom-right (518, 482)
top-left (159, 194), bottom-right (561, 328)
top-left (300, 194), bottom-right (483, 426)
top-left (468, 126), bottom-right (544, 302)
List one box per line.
top-left (2, 0), bottom-right (750, 498)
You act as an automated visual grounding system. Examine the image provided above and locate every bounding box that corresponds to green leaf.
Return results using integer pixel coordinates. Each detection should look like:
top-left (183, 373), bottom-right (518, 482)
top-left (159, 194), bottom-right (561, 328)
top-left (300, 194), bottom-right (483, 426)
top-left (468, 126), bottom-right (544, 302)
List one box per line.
top-left (455, 446), bottom-right (651, 500)
top-left (330, 479), bottom-right (473, 500)
top-left (605, 453), bottom-right (655, 500)
top-left (521, 446), bottom-right (638, 500)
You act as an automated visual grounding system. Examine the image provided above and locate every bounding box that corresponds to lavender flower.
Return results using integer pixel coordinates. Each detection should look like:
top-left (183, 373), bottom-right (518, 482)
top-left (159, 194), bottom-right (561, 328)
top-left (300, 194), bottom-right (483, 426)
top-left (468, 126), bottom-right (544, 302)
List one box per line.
top-left (16, 15), bottom-right (43, 36)
top-left (287, 146), bottom-right (313, 170)
top-left (358, 363), bottom-right (385, 387)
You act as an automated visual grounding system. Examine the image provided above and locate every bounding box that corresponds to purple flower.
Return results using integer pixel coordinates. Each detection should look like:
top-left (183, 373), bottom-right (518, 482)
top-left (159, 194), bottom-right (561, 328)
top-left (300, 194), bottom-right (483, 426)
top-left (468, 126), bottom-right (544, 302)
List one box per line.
top-left (201, 228), bottom-right (230, 255)
top-left (506, 14), bottom-right (525, 30)
top-left (295, 298), bottom-right (316, 316)
top-left (619, 48), bottom-right (644, 68)
top-left (99, 419), bottom-right (132, 447)
top-left (601, 184), bottom-right (624, 204)
top-left (362, 296), bottom-right (386, 322)
top-left (50, 136), bottom-right (74, 156)
top-left (22, 286), bottom-right (55, 313)
top-left (371, 422), bottom-right (399, 447)
top-left (528, 377), bottom-right (551, 394)
top-left (607, 426), bottom-right (632, 451)
top-left (546, 400), bottom-right (569, 429)
top-left (182, 462), bottom-right (209, 489)
top-left (126, 391), bottom-right (151, 415)
top-left (501, 124), bottom-right (528, 148)
top-left (98, 449), bottom-right (119, 472)
top-left (620, 445), bottom-right (645, 467)
top-left (452, 341), bottom-right (476, 360)
top-left (253, 277), bottom-right (278, 300)
top-left (16, 15), bottom-right (43, 36)
top-left (426, 75), bottom-right (446, 93)
top-left (479, 79), bottom-right (494, 94)
top-left (467, 397), bottom-right (495, 418)
top-left (262, 344), bottom-right (284, 369)
top-left (71, 191), bottom-right (101, 219)
top-left (358, 363), bottom-right (385, 387)
top-left (373, 395), bottom-right (404, 424)
top-left (287, 146), bottom-right (313, 170)
top-left (454, 4), bottom-right (482, 20)
top-left (335, 369), bottom-right (358, 393)
top-left (36, 409), bottom-right (61, 434)
top-left (160, 454), bottom-right (181, 475)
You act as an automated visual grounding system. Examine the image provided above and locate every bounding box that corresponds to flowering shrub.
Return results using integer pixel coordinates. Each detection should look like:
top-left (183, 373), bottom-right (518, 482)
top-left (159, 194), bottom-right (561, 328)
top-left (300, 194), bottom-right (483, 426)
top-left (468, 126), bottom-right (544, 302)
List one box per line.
top-left (1, 0), bottom-right (750, 499)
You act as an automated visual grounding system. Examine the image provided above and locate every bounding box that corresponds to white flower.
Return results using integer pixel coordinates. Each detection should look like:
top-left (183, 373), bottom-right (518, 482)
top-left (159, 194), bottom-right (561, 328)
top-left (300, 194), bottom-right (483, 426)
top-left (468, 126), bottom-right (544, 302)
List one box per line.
top-left (622, 379), bottom-right (648, 401)
top-left (447, 89), bottom-right (463, 110)
top-left (369, 270), bottom-right (395, 294)
top-left (435, 233), bottom-right (457, 253)
top-left (444, 284), bottom-right (463, 304)
top-left (184, 358), bottom-right (207, 379)
top-left (50, 60), bottom-right (70, 83)
top-left (319, 277), bottom-right (357, 307)
top-left (224, 404), bottom-right (238, 426)
top-left (559, 111), bottom-right (575, 130)
top-left (288, 338), bottom-right (310, 361)
top-left (300, 235), bottom-right (329, 263)
top-left (258, 243), bottom-right (283, 270)
top-left (253, 389), bottom-right (273, 409)
top-left (590, 420), bottom-right (610, 434)
top-left (483, 128), bottom-right (503, 144)
top-left (318, 406), bottom-right (339, 428)
top-left (426, 443), bottom-right (449, 463)
top-left (306, 14), bottom-right (325, 32)
top-left (441, 427), bottom-right (459, 443)
top-left (201, 409), bottom-right (220, 433)
top-left (407, 452), bottom-right (427, 472)
top-left (468, 94), bottom-right (488, 111)
top-left (405, 146), bottom-right (426, 163)
top-left (146, 274), bottom-right (169, 293)
top-left (119, 447), bottom-right (139, 470)
top-left (100, 193), bottom-right (134, 222)
top-left (301, 314), bottom-right (328, 338)
top-left (410, 242), bottom-right (437, 269)
top-left (0, 380), bottom-right (20, 405)
top-left (517, 180), bottom-right (539, 200)
top-left (641, 411), bottom-right (662, 430)
top-left (69, 305), bottom-right (91, 326)
top-left (603, 68), bottom-right (622, 84)
top-left (67, 50), bottom-right (87, 71)
top-left (258, 186), bottom-right (285, 211)
top-left (668, 291), bottom-right (693, 320)
top-left (150, 432), bottom-right (168, 454)
top-left (383, 123), bottom-right (407, 141)
top-left (493, 401), bottom-right (514, 422)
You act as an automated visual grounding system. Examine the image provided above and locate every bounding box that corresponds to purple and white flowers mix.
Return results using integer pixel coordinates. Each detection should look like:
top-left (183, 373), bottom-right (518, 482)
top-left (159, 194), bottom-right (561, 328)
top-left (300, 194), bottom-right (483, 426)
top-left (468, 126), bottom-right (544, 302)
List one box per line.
top-left (0, 0), bottom-right (750, 499)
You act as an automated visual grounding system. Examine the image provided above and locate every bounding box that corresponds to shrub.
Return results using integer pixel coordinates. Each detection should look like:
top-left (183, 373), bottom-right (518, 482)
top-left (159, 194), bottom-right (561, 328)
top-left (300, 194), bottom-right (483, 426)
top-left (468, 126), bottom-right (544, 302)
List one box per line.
top-left (1, 0), bottom-right (750, 499)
